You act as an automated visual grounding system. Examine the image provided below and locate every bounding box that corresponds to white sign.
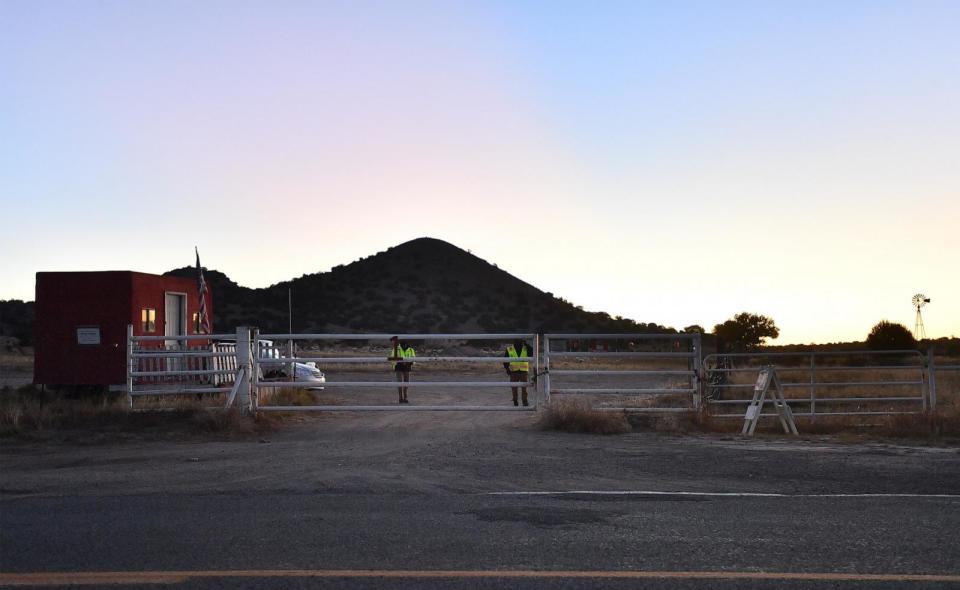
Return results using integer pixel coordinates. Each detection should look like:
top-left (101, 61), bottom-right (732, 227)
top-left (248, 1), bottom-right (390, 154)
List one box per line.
top-left (76, 327), bottom-right (101, 345)
top-left (754, 370), bottom-right (770, 391)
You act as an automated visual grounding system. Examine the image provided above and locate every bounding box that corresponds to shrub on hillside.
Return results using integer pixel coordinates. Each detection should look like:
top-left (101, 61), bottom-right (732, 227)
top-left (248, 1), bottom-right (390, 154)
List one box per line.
top-left (866, 321), bottom-right (916, 351)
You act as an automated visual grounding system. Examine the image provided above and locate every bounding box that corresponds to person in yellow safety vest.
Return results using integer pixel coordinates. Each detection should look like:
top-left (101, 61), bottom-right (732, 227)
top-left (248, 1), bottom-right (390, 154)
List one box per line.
top-left (503, 339), bottom-right (529, 407)
top-left (389, 336), bottom-right (416, 404)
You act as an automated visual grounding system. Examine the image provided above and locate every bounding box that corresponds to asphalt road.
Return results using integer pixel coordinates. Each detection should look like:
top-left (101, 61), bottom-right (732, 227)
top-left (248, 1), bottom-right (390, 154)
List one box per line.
top-left (2, 410), bottom-right (959, 589)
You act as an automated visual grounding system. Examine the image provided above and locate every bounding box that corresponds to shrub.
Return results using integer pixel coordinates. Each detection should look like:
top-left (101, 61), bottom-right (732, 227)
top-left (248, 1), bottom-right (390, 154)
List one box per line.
top-left (259, 387), bottom-right (320, 407)
top-left (713, 312), bottom-right (779, 351)
top-left (0, 388), bottom-right (269, 439)
top-left (539, 400), bottom-right (630, 434)
top-left (866, 321), bottom-right (916, 351)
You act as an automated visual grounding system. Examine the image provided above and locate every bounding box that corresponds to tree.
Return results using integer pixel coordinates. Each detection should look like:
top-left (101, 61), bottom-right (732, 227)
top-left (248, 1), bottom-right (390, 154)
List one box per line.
top-left (866, 320), bottom-right (916, 351)
top-left (683, 324), bottom-right (704, 334)
top-left (712, 312), bottom-right (779, 351)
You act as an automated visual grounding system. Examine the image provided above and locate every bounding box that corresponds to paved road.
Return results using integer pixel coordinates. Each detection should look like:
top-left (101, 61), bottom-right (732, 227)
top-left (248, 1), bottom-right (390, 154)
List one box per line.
top-left (2, 412), bottom-right (959, 589)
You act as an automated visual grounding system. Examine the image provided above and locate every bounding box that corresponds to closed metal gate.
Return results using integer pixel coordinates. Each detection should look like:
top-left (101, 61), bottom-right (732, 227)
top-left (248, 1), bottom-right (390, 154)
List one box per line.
top-left (703, 349), bottom-right (929, 418)
top-left (252, 332), bottom-right (538, 412)
top-left (125, 326), bottom-right (245, 410)
top-left (543, 333), bottom-right (702, 413)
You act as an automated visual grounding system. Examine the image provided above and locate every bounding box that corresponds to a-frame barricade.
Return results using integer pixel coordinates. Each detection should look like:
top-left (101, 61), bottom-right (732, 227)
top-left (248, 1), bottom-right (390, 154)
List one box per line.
top-left (742, 366), bottom-right (798, 436)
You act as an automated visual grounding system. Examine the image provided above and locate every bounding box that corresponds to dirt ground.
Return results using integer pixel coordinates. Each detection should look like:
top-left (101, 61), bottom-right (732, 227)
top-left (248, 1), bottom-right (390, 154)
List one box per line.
top-left (2, 382), bottom-right (959, 503)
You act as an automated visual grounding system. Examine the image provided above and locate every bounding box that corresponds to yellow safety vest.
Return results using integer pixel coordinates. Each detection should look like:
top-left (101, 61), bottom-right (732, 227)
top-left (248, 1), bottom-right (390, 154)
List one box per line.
top-left (507, 344), bottom-right (529, 372)
top-left (392, 345), bottom-right (416, 369)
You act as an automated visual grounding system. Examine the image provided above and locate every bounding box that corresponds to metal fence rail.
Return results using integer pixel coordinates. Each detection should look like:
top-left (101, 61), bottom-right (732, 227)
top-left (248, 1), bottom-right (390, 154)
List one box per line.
top-left (252, 332), bottom-right (538, 412)
top-left (703, 349), bottom-right (928, 418)
top-left (126, 326), bottom-right (242, 410)
top-left (929, 354), bottom-right (960, 410)
top-left (125, 325), bottom-right (954, 422)
top-left (543, 333), bottom-right (701, 413)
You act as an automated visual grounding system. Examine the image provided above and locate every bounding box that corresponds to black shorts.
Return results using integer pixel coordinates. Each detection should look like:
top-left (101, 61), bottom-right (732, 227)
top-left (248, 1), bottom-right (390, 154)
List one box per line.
top-left (395, 363), bottom-right (413, 372)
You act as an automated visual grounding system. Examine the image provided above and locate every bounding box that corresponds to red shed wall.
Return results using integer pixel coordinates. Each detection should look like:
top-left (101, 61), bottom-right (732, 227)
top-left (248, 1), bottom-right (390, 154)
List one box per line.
top-left (129, 273), bottom-right (213, 343)
top-left (33, 271), bottom-right (215, 387)
top-left (34, 272), bottom-right (132, 386)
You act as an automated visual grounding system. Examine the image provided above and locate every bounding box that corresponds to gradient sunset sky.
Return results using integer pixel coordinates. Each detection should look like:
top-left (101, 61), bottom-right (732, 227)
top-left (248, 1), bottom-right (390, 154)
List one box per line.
top-left (1, 0), bottom-right (957, 344)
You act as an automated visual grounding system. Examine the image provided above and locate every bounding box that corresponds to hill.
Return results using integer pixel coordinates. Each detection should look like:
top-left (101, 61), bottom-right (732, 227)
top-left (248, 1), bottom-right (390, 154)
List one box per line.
top-left (165, 237), bottom-right (672, 335)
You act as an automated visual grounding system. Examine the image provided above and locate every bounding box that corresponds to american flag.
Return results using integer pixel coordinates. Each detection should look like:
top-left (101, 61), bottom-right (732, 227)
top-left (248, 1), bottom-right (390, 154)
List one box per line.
top-left (195, 247), bottom-right (211, 334)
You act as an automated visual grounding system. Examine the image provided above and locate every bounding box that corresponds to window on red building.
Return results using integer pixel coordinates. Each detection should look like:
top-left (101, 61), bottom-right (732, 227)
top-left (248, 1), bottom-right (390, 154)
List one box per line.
top-left (141, 308), bottom-right (156, 332)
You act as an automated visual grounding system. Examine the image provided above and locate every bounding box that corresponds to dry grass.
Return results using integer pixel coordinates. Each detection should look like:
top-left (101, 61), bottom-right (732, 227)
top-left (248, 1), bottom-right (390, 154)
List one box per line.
top-left (929, 391), bottom-right (960, 438)
top-left (0, 350), bottom-right (33, 370)
top-left (700, 359), bottom-right (960, 440)
top-left (625, 412), bottom-right (699, 433)
top-left (256, 386), bottom-right (327, 407)
top-left (0, 350), bottom-right (34, 389)
top-left (0, 384), bottom-right (271, 440)
top-left (699, 398), bottom-right (960, 441)
top-left (539, 399), bottom-right (631, 435)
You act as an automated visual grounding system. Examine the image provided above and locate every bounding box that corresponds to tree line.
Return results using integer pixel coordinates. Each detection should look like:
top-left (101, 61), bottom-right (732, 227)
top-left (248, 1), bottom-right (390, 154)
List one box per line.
top-left (697, 311), bottom-right (945, 353)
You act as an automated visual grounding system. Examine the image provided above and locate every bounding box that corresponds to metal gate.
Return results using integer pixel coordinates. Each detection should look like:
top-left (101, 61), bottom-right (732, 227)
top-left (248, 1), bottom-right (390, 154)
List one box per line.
top-left (251, 332), bottom-right (538, 412)
top-left (543, 333), bottom-right (701, 413)
top-left (929, 351), bottom-right (960, 411)
top-left (703, 349), bottom-right (929, 418)
top-left (125, 326), bottom-right (246, 410)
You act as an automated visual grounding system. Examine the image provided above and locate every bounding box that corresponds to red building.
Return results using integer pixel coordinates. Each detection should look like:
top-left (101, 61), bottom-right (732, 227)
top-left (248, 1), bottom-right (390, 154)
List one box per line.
top-left (34, 271), bottom-right (213, 388)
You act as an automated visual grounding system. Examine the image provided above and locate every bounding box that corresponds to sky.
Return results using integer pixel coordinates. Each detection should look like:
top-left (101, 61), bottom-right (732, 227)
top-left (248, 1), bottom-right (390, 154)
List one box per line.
top-left (1, 0), bottom-right (958, 344)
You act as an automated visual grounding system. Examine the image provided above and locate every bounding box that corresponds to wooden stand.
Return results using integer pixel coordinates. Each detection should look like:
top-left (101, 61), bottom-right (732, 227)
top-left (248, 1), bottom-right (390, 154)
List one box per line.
top-left (742, 366), bottom-right (798, 436)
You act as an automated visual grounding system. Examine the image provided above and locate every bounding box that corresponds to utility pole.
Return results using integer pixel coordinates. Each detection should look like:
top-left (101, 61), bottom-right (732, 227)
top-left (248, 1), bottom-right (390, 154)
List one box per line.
top-left (288, 288), bottom-right (294, 382)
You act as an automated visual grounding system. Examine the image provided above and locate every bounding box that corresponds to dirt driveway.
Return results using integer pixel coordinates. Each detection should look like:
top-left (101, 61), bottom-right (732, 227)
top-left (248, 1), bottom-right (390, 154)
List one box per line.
top-left (2, 387), bottom-right (958, 500)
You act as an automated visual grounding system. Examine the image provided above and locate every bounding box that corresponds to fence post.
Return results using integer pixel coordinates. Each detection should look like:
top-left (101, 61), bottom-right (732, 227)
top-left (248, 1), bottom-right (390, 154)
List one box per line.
top-left (288, 338), bottom-right (295, 384)
top-left (251, 328), bottom-right (260, 412)
top-left (810, 353), bottom-right (817, 420)
top-left (543, 335), bottom-right (551, 406)
top-left (235, 327), bottom-right (252, 414)
top-left (693, 332), bottom-right (703, 414)
top-left (927, 348), bottom-right (937, 414)
top-left (126, 324), bottom-right (134, 409)
top-left (533, 333), bottom-right (540, 409)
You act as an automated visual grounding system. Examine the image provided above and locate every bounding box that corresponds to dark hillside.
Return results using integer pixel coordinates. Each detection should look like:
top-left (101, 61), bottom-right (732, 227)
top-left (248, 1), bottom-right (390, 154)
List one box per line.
top-left (0, 300), bottom-right (35, 346)
top-left (166, 237), bottom-right (672, 335)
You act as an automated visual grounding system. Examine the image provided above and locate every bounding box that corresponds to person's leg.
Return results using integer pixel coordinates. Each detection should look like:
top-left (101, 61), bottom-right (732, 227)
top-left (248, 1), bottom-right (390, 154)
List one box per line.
top-left (510, 372), bottom-right (520, 405)
top-left (520, 371), bottom-right (529, 406)
top-left (395, 370), bottom-right (404, 403)
top-left (401, 371), bottom-right (410, 401)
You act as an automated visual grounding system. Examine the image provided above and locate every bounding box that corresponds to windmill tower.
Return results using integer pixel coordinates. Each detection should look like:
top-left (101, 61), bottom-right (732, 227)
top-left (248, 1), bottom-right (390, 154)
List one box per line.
top-left (912, 294), bottom-right (930, 340)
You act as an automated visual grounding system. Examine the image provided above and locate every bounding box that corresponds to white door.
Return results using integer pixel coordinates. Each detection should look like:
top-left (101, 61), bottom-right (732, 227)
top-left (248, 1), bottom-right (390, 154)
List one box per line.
top-left (164, 293), bottom-right (186, 371)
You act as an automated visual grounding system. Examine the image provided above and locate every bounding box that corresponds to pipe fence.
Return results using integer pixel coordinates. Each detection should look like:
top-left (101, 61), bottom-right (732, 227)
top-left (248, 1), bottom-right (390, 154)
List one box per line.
top-left (126, 326), bottom-right (244, 410)
top-left (929, 352), bottom-right (960, 411)
top-left (703, 349), bottom-right (928, 418)
top-left (252, 332), bottom-right (538, 412)
top-left (543, 333), bottom-right (701, 413)
top-left (124, 325), bottom-right (954, 426)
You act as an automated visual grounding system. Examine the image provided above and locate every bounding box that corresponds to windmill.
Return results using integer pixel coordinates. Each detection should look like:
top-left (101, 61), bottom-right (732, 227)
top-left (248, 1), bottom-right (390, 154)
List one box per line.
top-left (912, 294), bottom-right (930, 340)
